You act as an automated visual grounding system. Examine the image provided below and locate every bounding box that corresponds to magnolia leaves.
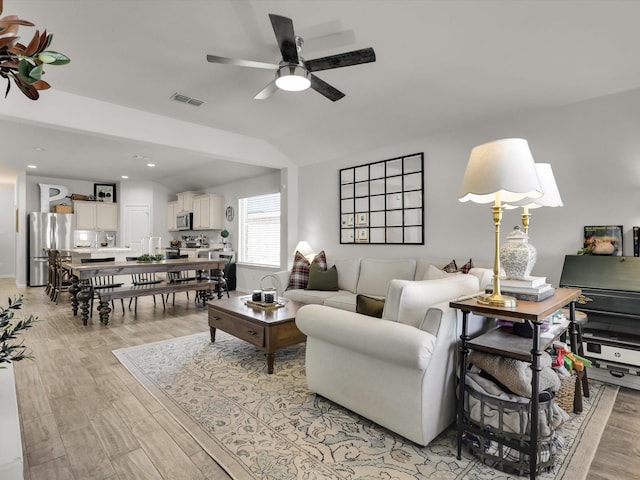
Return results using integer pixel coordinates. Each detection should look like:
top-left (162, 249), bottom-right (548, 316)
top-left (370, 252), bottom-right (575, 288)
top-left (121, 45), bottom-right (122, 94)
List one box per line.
top-left (0, 14), bottom-right (70, 100)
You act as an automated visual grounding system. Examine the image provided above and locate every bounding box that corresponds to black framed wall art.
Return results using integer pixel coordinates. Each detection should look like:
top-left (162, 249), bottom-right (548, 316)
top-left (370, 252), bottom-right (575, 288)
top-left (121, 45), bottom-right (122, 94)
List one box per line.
top-left (94, 183), bottom-right (116, 203)
top-left (340, 153), bottom-right (424, 244)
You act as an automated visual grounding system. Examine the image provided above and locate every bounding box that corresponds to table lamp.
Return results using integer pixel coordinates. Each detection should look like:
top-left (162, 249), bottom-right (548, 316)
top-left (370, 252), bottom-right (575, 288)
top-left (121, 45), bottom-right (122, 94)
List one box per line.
top-left (293, 241), bottom-right (315, 261)
top-left (459, 138), bottom-right (542, 307)
top-left (505, 163), bottom-right (563, 234)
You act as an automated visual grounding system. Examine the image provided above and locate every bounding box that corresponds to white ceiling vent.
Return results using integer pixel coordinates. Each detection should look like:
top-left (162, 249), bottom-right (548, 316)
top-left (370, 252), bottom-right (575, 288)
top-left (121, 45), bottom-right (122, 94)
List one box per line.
top-left (171, 92), bottom-right (205, 107)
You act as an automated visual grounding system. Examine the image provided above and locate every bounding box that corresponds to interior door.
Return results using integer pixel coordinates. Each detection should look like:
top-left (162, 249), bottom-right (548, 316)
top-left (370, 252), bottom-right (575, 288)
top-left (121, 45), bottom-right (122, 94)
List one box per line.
top-left (124, 204), bottom-right (151, 254)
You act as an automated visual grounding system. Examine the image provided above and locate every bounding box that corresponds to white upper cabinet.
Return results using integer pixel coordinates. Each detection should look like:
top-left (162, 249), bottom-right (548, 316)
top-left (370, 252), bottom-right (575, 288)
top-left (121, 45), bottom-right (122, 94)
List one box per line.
top-left (176, 191), bottom-right (198, 213)
top-left (192, 194), bottom-right (224, 230)
top-left (73, 201), bottom-right (118, 231)
top-left (167, 201), bottom-right (178, 231)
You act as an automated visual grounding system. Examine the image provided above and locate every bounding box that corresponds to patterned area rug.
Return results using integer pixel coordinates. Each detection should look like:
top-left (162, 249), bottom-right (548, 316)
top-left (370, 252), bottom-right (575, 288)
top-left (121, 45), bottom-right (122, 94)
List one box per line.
top-left (113, 332), bottom-right (618, 480)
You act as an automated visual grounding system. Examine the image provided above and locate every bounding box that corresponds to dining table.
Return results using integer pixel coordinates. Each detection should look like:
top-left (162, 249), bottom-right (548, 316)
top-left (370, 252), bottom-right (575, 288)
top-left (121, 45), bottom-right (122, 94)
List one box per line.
top-left (63, 257), bottom-right (224, 325)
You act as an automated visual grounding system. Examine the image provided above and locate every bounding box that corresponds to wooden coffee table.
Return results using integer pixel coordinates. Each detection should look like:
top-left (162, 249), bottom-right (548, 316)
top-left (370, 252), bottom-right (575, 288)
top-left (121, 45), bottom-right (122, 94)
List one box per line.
top-left (207, 296), bottom-right (306, 374)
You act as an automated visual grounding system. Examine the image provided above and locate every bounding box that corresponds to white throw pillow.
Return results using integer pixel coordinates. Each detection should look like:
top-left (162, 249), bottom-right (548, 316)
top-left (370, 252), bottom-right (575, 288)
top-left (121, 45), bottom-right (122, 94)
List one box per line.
top-left (327, 256), bottom-right (361, 293)
top-left (423, 264), bottom-right (460, 280)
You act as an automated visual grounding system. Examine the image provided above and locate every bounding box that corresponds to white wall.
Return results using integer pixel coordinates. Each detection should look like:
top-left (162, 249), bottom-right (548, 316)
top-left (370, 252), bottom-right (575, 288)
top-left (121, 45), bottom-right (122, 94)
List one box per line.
top-left (215, 171), bottom-right (283, 292)
top-left (25, 175), bottom-right (95, 213)
top-left (297, 88), bottom-right (640, 286)
top-left (0, 186), bottom-right (16, 278)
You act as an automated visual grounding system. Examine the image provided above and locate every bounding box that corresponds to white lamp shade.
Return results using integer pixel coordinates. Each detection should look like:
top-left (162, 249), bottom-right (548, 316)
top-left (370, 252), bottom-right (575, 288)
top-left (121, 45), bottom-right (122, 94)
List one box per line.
top-left (507, 163), bottom-right (563, 209)
top-left (459, 138), bottom-right (542, 204)
top-left (294, 241), bottom-right (314, 257)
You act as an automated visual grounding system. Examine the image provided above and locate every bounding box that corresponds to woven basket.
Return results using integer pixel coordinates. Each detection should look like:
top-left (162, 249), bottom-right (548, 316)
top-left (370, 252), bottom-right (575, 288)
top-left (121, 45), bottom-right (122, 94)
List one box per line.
top-left (556, 374), bottom-right (576, 414)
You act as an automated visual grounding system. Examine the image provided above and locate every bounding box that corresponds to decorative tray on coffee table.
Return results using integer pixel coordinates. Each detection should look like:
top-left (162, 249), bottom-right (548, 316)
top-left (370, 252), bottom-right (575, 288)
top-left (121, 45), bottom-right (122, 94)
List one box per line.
top-left (243, 297), bottom-right (287, 311)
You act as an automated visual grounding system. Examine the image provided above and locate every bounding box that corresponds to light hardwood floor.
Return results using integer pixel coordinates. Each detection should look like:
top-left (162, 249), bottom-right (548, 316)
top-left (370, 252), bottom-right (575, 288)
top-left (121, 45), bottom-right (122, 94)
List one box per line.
top-left (2, 279), bottom-right (638, 479)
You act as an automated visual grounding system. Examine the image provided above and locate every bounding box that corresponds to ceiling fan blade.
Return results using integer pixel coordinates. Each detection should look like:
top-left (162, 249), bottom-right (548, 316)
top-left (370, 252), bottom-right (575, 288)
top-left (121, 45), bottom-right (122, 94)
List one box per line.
top-left (269, 14), bottom-right (299, 64)
top-left (254, 80), bottom-right (278, 100)
top-left (310, 74), bottom-right (345, 102)
top-left (206, 54), bottom-right (278, 70)
top-left (305, 47), bottom-right (376, 72)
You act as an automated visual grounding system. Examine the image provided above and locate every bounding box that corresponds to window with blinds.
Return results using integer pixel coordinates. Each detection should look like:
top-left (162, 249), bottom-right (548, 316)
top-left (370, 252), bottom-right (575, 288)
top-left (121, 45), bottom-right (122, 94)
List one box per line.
top-left (238, 192), bottom-right (281, 267)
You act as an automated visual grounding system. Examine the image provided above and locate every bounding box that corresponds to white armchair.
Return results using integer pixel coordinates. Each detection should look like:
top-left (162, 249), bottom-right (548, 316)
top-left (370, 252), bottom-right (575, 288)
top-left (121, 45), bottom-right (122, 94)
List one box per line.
top-left (295, 274), bottom-right (493, 446)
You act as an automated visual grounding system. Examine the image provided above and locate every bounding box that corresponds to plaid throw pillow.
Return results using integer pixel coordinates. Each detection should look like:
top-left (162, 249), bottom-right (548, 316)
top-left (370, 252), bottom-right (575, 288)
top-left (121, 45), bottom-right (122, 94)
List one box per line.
top-left (459, 258), bottom-right (474, 274)
top-left (441, 258), bottom-right (474, 274)
top-left (442, 259), bottom-right (458, 273)
top-left (286, 250), bottom-right (328, 290)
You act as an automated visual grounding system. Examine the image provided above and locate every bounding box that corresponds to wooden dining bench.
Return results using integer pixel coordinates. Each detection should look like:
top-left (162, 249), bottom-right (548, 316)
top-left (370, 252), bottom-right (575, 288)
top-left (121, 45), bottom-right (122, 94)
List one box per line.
top-left (94, 279), bottom-right (219, 325)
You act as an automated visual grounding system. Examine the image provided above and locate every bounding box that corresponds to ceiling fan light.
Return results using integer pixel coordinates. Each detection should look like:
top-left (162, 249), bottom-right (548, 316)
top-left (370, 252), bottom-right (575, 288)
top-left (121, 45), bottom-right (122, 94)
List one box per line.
top-left (275, 65), bottom-right (311, 91)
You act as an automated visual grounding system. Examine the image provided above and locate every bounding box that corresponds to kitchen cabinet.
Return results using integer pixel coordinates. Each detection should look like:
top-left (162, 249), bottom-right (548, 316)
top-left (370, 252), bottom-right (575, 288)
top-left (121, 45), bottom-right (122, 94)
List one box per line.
top-left (167, 201), bottom-right (178, 231)
top-left (177, 191), bottom-right (198, 213)
top-left (73, 201), bottom-right (118, 231)
top-left (192, 194), bottom-right (224, 230)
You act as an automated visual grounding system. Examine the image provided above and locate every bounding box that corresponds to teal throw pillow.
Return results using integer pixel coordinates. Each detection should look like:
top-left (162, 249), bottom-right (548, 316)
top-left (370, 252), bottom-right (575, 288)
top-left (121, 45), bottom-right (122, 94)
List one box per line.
top-left (306, 263), bottom-right (339, 291)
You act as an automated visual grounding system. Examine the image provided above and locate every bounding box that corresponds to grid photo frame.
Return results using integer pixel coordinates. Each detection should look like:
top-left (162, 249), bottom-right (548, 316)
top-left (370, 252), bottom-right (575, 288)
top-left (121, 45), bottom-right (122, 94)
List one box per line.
top-left (339, 153), bottom-right (424, 244)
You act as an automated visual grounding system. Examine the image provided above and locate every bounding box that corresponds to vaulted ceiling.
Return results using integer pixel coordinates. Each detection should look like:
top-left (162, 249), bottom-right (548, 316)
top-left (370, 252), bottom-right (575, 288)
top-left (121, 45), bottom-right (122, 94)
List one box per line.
top-left (2, 0), bottom-right (640, 192)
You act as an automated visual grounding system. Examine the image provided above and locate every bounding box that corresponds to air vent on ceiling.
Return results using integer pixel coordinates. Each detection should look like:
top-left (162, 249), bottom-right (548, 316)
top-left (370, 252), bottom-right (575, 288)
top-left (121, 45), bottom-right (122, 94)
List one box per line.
top-left (170, 92), bottom-right (205, 107)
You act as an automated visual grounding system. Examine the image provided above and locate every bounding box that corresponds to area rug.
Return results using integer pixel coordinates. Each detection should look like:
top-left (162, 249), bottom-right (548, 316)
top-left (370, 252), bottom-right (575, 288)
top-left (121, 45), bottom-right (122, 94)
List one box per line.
top-left (113, 332), bottom-right (618, 480)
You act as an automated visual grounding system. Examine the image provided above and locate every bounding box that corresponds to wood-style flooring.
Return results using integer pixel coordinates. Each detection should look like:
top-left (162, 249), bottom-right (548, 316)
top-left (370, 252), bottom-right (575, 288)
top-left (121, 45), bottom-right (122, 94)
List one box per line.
top-left (2, 279), bottom-right (638, 479)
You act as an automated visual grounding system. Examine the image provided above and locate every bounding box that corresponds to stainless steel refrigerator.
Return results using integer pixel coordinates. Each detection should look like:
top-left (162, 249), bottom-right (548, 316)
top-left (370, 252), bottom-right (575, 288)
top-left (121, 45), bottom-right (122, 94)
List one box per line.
top-left (28, 212), bottom-right (74, 287)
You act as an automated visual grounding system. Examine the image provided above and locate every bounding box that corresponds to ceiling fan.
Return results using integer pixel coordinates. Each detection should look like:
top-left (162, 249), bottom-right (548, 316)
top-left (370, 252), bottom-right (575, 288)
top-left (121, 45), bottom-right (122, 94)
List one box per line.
top-left (206, 14), bottom-right (376, 102)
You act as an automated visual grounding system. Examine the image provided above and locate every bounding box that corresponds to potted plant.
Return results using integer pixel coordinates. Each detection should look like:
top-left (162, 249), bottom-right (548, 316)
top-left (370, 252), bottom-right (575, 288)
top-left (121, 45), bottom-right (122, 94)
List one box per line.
top-left (0, 11), bottom-right (70, 100)
top-left (220, 229), bottom-right (230, 244)
top-left (1, 295), bottom-right (36, 367)
top-left (1, 295), bottom-right (35, 478)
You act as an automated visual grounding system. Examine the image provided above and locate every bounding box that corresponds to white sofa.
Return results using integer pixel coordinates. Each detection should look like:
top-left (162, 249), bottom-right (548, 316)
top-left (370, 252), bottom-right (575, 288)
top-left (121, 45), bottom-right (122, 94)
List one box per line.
top-left (274, 255), bottom-right (493, 311)
top-left (293, 263), bottom-right (495, 447)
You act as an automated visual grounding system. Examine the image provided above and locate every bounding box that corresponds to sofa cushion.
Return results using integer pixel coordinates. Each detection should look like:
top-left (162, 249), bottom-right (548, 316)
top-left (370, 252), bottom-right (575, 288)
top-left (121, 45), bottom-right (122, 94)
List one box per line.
top-left (356, 294), bottom-right (385, 318)
top-left (327, 256), bottom-right (361, 293)
top-left (356, 258), bottom-right (416, 297)
top-left (287, 250), bottom-right (327, 290)
top-left (306, 264), bottom-right (339, 291)
top-left (382, 274), bottom-right (480, 327)
top-left (283, 288), bottom-right (340, 305)
top-left (323, 293), bottom-right (358, 311)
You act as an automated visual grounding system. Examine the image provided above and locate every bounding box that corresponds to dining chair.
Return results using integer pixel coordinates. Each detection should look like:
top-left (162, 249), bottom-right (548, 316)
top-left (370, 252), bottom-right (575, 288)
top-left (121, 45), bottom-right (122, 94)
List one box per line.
top-left (51, 250), bottom-right (73, 304)
top-left (195, 253), bottom-right (232, 302)
top-left (46, 249), bottom-right (56, 299)
top-left (80, 257), bottom-right (125, 315)
top-left (125, 256), bottom-right (165, 312)
top-left (167, 254), bottom-right (191, 306)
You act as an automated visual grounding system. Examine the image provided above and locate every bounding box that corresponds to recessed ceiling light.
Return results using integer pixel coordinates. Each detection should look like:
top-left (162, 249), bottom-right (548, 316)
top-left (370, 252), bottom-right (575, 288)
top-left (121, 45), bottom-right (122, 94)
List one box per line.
top-left (27, 165), bottom-right (37, 169)
top-left (32, 147), bottom-right (45, 152)
top-left (121, 175), bottom-right (129, 179)
top-left (147, 163), bottom-right (156, 167)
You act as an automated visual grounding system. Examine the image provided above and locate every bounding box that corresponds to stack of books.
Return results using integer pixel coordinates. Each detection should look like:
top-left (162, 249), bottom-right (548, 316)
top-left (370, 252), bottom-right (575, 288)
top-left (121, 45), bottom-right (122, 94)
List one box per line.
top-left (485, 276), bottom-right (555, 301)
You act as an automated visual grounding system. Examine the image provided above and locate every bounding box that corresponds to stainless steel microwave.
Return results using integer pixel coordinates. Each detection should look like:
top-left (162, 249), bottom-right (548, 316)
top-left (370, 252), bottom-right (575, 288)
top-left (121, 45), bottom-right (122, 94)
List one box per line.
top-left (176, 212), bottom-right (192, 230)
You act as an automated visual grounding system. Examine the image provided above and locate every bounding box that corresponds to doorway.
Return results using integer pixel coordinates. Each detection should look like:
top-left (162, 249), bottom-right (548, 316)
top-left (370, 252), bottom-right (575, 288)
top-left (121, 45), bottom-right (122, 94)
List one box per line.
top-left (123, 204), bottom-right (150, 253)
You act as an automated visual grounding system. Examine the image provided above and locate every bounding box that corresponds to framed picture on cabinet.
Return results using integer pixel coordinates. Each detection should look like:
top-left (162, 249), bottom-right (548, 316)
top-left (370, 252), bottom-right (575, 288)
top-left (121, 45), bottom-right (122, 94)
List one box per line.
top-left (583, 225), bottom-right (623, 256)
top-left (94, 183), bottom-right (116, 203)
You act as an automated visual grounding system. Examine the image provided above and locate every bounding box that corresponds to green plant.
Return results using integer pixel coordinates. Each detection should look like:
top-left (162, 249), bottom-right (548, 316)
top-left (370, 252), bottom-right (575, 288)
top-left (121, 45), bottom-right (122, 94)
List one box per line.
top-left (220, 229), bottom-right (229, 238)
top-left (137, 253), bottom-right (164, 262)
top-left (0, 12), bottom-right (70, 100)
top-left (1, 295), bottom-right (36, 367)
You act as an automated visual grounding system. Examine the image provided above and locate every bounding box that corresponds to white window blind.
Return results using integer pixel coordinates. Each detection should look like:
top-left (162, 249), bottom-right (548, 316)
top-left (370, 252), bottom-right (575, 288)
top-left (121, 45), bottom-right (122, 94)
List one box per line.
top-left (238, 192), bottom-right (280, 267)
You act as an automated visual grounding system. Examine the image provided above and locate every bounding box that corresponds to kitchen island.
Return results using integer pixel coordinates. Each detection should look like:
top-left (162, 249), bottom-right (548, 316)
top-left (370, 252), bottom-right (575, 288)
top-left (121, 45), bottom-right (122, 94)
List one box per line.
top-left (62, 247), bottom-right (135, 264)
